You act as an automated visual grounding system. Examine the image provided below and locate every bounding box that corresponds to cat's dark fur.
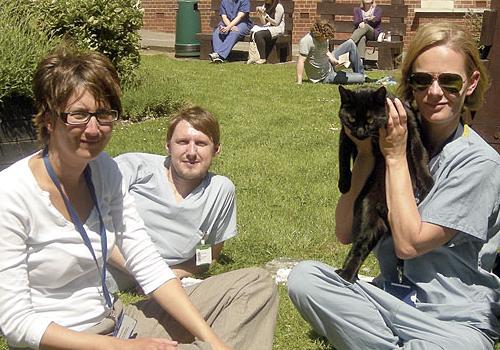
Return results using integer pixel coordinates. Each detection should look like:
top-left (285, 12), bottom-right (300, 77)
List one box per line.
top-left (337, 85), bottom-right (434, 282)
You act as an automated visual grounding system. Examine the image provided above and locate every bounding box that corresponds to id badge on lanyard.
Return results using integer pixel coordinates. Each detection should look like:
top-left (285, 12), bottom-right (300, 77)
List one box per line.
top-left (112, 311), bottom-right (138, 339)
top-left (43, 149), bottom-right (113, 308)
top-left (196, 232), bottom-right (212, 266)
top-left (383, 259), bottom-right (417, 307)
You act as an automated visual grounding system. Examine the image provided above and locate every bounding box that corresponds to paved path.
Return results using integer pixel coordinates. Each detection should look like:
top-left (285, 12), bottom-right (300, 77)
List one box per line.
top-left (140, 29), bottom-right (301, 57)
top-left (139, 29), bottom-right (378, 62)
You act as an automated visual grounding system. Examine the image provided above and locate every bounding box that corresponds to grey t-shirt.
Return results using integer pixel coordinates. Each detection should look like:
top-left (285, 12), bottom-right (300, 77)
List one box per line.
top-left (374, 125), bottom-right (500, 338)
top-left (298, 33), bottom-right (332, 83)
top-left (115, 153), bottom-right (237, 265)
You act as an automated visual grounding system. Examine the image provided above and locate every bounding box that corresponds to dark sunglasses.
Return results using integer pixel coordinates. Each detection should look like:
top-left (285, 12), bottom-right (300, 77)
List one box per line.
top-left (408, 72), bottom-right (465, 94)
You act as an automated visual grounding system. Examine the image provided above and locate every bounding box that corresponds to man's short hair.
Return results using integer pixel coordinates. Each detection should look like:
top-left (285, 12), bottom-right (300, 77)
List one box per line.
top-left (310, 20), bottom-right (335, 40)
top-left (167, 106), bottom-right (220, 146)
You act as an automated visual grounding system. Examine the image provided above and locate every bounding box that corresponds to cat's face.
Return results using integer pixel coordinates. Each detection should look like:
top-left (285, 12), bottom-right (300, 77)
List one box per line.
top-left (338, 86), bottom-right (388, 140)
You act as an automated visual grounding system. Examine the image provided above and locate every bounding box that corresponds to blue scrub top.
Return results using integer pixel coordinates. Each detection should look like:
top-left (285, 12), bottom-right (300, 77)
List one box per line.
top-left (219, 0), bottom-right (251, 24)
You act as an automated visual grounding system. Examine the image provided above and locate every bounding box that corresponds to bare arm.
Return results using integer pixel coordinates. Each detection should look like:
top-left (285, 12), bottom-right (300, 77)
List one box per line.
top-left (256, 7), bottom-right (267, 25)
top-left (326, 51), bottom-right (339, 66)
top-left (108, 246), bottom-right (129, 273)
top-left (265, 5), bottom-right (284, 26)
top-left (334, 130), bottom-right (375, 244)
top-left (381, 98), bottom-right (456, 259)
top-left (39, 322), bottom-right (178, 350)
top-left (221, 12), bottom-right (247, 32)
top-left (110, 242), bottom-right (225, 280)
top-left (296, 55), bottom-right (306, 84)
top-left (152, 279), bottom-right (232, 350)
top-left (170, 243), bottom-right (224, 279)
top-left (221, 14), bottom-right (231, 26)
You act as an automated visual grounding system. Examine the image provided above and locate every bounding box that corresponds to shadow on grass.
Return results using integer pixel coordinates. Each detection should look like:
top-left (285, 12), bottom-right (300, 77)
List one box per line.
top-left (217, 251), bottom-right (234, 266)
top-left (308, 329), bottom-right (336, 350)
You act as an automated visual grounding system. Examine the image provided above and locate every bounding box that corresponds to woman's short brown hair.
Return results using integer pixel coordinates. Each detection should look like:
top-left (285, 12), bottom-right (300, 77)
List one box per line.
top-left (166, 106), bottom-right (220, 146)
top-left (32, 48), bottom-right (122, 145)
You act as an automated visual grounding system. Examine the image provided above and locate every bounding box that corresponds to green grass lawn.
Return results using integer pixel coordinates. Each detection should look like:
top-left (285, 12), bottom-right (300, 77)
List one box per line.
top-left (112, 55), bottom-right (385, 350)
top-left (2, 55), bottom-right (495, 349)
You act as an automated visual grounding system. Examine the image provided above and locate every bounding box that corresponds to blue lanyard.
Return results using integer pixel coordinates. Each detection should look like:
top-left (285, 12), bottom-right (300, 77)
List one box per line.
top-left (42, 149), bottom-right (113, 308)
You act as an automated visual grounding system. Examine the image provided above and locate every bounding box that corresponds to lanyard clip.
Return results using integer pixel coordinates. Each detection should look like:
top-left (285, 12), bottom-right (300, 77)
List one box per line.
top-left (397, 259), bottom-right (404, 284)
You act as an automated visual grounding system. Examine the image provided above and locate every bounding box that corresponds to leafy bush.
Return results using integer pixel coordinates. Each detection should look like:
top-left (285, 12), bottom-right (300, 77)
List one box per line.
top-left (121, 60), bottom-right (186, 122)
top-left (38, 0), bottom-right (144, 87)
top-left (0, 1), bottom-right (57, 104)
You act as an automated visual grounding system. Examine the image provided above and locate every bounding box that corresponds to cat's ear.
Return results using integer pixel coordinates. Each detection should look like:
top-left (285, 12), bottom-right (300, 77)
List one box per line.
top-left (338, 85), bottom-right (351, 104)
top-left (374, 86), bottom-right (387, 104)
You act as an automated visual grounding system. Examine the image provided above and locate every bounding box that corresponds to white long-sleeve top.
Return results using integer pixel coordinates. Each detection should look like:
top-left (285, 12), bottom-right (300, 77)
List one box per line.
top-left (0, 152), bottom-right (175, 349)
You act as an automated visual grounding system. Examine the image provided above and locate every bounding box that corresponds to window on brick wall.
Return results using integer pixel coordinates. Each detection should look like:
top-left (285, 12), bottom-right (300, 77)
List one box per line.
top-left (421, 0), bottom-right (454, 9)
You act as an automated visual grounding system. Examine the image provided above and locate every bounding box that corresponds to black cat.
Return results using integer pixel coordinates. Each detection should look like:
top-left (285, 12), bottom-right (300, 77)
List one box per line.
top-left (337, 85), bottom-right (434, 283)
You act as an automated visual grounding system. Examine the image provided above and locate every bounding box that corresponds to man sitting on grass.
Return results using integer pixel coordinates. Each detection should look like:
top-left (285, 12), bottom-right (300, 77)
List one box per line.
top-left (296, 19), bottom-right (374, 85)
top-left (107, 106), bottom-right (237, 290)
top-left (105, 107), bottom-right (278, 350)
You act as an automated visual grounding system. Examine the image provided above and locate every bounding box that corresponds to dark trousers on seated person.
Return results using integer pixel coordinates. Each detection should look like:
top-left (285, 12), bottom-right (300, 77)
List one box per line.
top-left (253, 30), bottom-right (275, 59)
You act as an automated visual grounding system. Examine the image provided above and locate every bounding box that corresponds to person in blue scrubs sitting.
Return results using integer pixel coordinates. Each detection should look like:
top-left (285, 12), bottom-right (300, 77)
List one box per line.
top-left (209, 0), bottom-right (253, 63)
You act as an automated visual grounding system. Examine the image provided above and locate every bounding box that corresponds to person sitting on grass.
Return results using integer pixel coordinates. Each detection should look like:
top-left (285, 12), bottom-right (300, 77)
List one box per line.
top-left (106, 107), bottom-right (278, 350)
top-left (296, 20), bottom-right (372, 85)
top-left (0, 49), bottom-right (278, 350)
top-left (107, 106), bottom-right (238, 288)
top-left (288, 22), bottom-right (500, 350)
top-left (210, 0), bottom-right (253, 63)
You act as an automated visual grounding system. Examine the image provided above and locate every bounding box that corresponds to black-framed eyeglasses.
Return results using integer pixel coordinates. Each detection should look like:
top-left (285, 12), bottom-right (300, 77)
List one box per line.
top-left (59, 110), bottom-right (119, 125)
top-left (408, 72), bottom-right (465, 94)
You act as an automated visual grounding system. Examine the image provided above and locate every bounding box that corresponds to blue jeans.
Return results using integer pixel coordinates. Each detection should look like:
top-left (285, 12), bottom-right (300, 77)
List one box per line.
top-left (323, 39), bottom-right (365, 84)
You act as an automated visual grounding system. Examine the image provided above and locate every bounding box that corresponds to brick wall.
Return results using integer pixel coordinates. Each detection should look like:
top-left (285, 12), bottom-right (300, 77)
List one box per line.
top-left (142, 0), bottom-right (492, 46)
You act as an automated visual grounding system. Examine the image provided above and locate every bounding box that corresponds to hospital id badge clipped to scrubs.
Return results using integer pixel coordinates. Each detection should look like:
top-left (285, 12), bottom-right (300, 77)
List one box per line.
top-left (383, 260), bottom-right (417, 307)
top-left (112, 311), bottom-right (138, 339)
top-left (383, 281), bottom-right (417, 307)
top-left (196, 233), bottom-right (212, 266)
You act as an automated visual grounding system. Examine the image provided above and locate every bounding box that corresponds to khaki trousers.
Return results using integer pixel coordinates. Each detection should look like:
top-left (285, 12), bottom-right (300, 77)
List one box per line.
top-left (128, 267), bottom-right (278, 350)
top-left (10, 268), bottom-right (278, 350)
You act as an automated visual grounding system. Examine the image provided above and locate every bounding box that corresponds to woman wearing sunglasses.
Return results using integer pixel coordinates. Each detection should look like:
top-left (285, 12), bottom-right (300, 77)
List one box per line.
top-left (288, 22), bottom-right (500, 349)
top-left (0, 49), bottom-right (243, 350)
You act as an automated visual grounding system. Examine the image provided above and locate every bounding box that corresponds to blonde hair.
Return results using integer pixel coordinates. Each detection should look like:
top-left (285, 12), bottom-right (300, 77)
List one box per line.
top-left (397, 22), bottom-right (489, 112)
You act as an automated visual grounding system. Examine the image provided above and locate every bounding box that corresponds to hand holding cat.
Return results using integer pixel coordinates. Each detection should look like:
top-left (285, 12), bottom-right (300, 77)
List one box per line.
top-left (344, 127), bottom-right (373, 156)
top-left (379, 97), bottom-right (408, 163)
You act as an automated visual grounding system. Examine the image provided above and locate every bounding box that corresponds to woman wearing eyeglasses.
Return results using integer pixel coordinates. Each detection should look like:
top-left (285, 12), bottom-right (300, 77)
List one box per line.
top-left (0, 50), bottom-right (240, 350)
top-left (288, 22), bottom-right (500, 349)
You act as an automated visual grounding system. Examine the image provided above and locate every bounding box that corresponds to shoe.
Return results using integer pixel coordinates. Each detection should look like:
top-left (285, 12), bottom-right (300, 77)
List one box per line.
top-left (255, 59), bottom-right (266, 64)
top-left (364, 76), bottom-right (378, 83)
top-left (213, 57), bottom-right (224, 64)
top-left (375, 76), bottom-right (397, 85)
top-left (209, 52), bottom-right (219, 62)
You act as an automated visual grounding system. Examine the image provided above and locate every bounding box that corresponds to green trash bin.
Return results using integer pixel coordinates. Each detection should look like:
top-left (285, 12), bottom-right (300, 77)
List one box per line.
top-left (175, 0), bottom-right (201, 57)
